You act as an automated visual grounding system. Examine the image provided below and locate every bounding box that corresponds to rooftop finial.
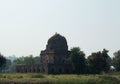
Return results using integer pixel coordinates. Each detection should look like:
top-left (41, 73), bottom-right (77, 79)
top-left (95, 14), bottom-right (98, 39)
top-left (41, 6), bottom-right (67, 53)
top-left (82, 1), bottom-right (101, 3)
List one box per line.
top-left (55, 32), bottom-right (58, 34)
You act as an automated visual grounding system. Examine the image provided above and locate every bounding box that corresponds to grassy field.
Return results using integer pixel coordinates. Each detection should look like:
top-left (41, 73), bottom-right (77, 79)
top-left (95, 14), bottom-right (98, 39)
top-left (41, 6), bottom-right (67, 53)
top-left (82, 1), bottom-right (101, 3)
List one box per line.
top-left (0, 73), bottom-right (120, 84)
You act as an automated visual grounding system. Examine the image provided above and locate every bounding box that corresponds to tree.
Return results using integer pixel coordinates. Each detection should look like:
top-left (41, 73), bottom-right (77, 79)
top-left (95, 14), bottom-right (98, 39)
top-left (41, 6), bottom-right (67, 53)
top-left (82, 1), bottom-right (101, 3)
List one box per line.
top-left (0, 53), bottom-right (6, 72)
top-left (0, 53), bottom-right (6, 68)
top-left (0, 59), bottom-right (12, 73)
top-left (70, 47), bottom-right (86, 74)
top-left (112, 50), bottom-right (120, 71)
top-left (101, 49), bottom-right (111, 72)
top-left (13, 55), bottom-right (40, 65)
top-left (13, 55), bottom-right (35, 65)
top-left (87, 49), bottom-right (110, 74)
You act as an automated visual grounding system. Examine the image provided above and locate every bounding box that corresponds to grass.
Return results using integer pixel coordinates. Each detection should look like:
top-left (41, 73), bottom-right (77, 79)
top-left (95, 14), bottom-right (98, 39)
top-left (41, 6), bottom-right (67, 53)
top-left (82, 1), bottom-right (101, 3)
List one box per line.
top-left (0, 73), bottom-right (120, 84)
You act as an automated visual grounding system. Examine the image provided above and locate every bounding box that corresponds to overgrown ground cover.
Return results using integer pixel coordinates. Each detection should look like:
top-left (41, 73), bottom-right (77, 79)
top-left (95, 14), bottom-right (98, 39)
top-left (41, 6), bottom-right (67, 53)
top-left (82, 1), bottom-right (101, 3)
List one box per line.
top-left (0, 73), bottom-right (120, 84)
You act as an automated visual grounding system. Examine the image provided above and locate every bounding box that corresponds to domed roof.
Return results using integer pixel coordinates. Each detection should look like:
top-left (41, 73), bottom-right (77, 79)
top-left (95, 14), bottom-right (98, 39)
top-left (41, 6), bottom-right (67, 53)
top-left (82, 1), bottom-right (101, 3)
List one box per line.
top-left (46, 33), bottom-right (68, 54)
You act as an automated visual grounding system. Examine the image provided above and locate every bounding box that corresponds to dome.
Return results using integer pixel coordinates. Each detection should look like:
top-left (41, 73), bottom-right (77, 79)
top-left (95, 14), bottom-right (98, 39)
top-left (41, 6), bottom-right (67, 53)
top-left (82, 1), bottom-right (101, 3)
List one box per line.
top-left (46, 33), bottom-right (68, 54)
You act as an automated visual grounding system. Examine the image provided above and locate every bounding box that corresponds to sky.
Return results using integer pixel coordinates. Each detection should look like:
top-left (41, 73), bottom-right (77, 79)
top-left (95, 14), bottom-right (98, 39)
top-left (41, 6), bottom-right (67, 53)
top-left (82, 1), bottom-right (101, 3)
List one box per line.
top-left (0, 0), bottom-right (120, 57)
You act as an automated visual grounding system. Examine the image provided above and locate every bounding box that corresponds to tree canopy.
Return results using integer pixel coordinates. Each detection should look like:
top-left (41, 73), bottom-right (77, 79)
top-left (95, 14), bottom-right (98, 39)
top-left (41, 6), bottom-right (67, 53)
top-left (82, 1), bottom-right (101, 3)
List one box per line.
top-left (87, 49), bottom-right (110, 74)
top-left (13, 55), bottom-right (40, 65)
top-left (69, 47), bottom-right (86, 74)
top-left (112, 50), bottom-right (120, 71)
top-left (0, 53), bottom-right (6, 68)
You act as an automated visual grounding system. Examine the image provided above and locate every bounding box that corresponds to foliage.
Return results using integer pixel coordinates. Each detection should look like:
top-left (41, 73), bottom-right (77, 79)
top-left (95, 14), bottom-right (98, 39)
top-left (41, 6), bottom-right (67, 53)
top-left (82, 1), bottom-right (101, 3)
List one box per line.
top-left (0, 59), bottom-right (12, 73)
top-left (87, 49), bottom-right (111, 74)
top-left (0, 53), bottom-right (6, 68)
top-left (112, 50), bottom-right (120, 71)
top-left (69, 47), bottom-right (86, 74)
top-left (13, 55), bottom-right (40, 65)
top-left (101, 49), bottom-right (111, 72)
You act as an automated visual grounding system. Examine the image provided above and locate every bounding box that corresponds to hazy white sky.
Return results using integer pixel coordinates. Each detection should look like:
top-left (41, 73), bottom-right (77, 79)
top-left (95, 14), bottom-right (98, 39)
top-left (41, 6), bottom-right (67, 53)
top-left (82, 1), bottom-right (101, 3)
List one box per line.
top-left (0, 0), bottom-right (120, 57)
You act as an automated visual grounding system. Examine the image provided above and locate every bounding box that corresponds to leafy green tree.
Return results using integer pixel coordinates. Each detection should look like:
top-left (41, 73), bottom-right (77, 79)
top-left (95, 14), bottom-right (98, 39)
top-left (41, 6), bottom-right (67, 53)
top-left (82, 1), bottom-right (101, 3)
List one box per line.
top-left (0, 59), bottom-right (12, 73)
top-left (13, 57), bottom-right (24, 64)
top-left (0, 53), bottom-right (6, 68)
top-left (23, 55), bottom-right (35, 65)
top-left (112, 50), bottom-right (120, 71)
top-left (87, 49), bottom-right (110, 74)
top-left (101, 49), bottom-right (111, 72)
top-left (13, 55), bottom-right (36, 65)
top-left (70, 47), bottom-right (86, 74)
top-left (34, 56), bottom-right (41, 64)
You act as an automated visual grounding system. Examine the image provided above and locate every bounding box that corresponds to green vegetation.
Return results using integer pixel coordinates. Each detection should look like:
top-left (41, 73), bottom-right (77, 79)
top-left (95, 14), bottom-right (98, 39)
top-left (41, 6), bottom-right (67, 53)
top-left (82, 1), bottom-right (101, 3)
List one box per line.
top-left (70, 47), bottom-right (86, 74)
top-left (0, 74), bottom-right (119, 84)
top-left (13, 55), bottom-right (40, 65)
top-left (0, 53), bottom-right (6, 72)
top-left (87, 49), bottom-right (111, 74)
top-left (69, 48), bottom-right (111, 74)
top-left (112, 50), bottom-right (120, 71)
top-left (0, 53), bottom-right (6, 68)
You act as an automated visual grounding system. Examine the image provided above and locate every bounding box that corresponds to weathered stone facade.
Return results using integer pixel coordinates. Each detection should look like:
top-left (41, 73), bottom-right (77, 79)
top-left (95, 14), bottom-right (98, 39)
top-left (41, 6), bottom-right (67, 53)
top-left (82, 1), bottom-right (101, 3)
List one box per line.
top-left (16, 33), bottom-right (73, 74)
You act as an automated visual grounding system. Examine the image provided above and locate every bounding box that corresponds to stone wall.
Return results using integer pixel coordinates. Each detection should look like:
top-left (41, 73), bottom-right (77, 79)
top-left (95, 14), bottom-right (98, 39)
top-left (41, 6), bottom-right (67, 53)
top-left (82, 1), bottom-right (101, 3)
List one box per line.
top-left (48, 64), bottom-right (73, 74)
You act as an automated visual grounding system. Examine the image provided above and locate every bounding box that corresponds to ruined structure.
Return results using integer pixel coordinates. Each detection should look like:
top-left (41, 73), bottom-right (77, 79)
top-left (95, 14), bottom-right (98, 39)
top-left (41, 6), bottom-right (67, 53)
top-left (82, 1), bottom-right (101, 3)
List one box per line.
top-left (16, 33), bottom-right (73, 74)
